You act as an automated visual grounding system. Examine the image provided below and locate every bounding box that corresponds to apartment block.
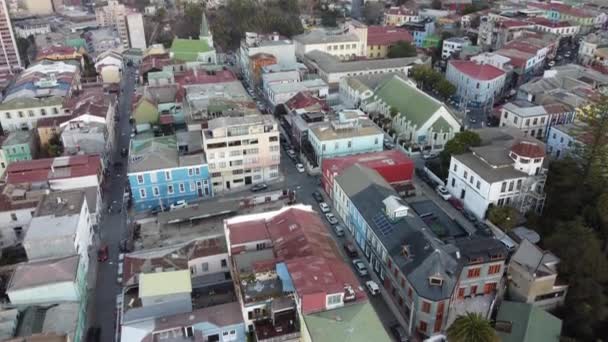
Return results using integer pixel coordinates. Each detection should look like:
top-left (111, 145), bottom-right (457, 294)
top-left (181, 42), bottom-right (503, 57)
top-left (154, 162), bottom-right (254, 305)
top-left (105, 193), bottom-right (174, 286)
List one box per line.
top-left (202, 115), bottom-right (280, 192)
top-left (0, 0), bottom-right (21, 81)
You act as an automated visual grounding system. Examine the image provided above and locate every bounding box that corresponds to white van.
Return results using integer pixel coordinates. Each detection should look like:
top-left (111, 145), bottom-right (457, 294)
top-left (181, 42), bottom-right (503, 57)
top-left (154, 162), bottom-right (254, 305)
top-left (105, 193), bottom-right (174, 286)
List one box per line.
top-left (366, 280), bottom-right (380, 295)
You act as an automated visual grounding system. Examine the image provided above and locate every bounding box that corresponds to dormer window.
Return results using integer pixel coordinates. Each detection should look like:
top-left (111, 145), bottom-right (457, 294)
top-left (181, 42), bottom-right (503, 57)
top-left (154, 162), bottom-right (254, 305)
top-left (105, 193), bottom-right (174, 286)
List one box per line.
top-left (429, 276), bottom-right (443, 286)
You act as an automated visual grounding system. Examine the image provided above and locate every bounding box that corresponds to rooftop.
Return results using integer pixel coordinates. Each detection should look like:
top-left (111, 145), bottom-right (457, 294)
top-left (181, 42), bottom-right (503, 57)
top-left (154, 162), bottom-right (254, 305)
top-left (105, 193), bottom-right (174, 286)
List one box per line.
top-left (294, 28), bottom-right (360, 45)
top-left (510, 239), bottom-right (559, 278)
top-left (303, 302), bottom-right (392, 342)
top-left (496, 301), bottom-right (562, 342)
top-left (35, 189), bottom-right (85, 217)
top-left (3, 131), bottom-right (33, 146)
top-left (129, 135), bottom-right (207, 173)
top-left (139, 270), bottom-right (192, 297)
top-left (304, 50), bottom-right (423, 75)
top-left (268, 78), bottom-right (327, 95)
top-left (502, 100), bottom-right (547, 117)
top-left (8, 255), bottom-right (79, 291)
top-left (309, 119), bottom-right (383, 141)
top-left (367, 26), bottom-right (413, 46)
top-left (322, 149), bottom-right (414, 184)
top-left (449, 60), bottom-right (505, 81)
top-left (170, 38), bottom-right (214, 62)
top-left (6, 155), bottom-right (101, 185)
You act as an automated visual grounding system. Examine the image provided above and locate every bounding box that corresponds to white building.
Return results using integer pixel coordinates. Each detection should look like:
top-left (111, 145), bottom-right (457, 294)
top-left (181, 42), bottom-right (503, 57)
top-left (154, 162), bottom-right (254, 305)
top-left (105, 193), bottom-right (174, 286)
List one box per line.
top-left (293, 21), bottom-right (367, 60)
top-left (546, 120), bottom-right (588, 159)
top-left (441, 37), bottom-right (471, 59)
top-left (127, 12), bottom-right (147, 49)
top-left (266, 78), bottom-right (328, 108)
top-left (578, 31), bottom-right (608, 66)
top-left (446, 60), bottom-right (506, 104)
top-left (529, 18), bottom-right (580, 37)
top-left (14, 20), bottom-right (51, 39)
top-left (238, 32), bottom-right (297, 87)
top-left (95, 0), bottom-right (130, 48)
top-left (201, 115), bottom-right (280, 192)
top-left (499, 101), bottom-right (550, 139)
top-left (23, 190), bottom-right (93, 268)
top-left (470, 53), bottom-right (512, 71)
top-left (447, 127), bottom-right (547, 219)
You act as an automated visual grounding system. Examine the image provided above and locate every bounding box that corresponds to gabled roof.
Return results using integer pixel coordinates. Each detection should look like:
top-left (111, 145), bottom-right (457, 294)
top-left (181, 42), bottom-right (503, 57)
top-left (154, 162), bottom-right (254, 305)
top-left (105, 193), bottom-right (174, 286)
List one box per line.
top-left (170, 38), bottom-right (214, 62)
top-left (128, 135), bottom-right (178, 173)
top-left (373, 75), bottom-right (443, 127)
top-left (496, 301), bottom-right (562, 342)
top-left (6, 155), bottom-right (101, 184)
top-left (449, 60), bottom-right (505, 81)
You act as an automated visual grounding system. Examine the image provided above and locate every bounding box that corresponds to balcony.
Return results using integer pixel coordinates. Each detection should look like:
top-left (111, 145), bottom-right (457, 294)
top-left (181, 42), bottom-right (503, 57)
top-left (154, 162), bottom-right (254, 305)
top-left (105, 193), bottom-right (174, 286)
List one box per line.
top-left (254, 306), bottom-right (300, 342)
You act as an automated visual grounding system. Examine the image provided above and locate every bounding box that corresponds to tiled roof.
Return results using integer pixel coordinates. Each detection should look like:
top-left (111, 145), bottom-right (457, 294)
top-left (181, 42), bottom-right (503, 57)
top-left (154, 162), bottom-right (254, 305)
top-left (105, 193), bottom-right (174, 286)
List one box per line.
top-left (367, 26), bottom-right (413, 46)
top-left (284, 91), bottom-right (329, 112)
top-left (449, 60), bottom-right (505, 80)
top-left (8, 255), bottom-right (79, 291)
top-left (511, 141), bottom-right (545, 158)
top-left (6, 155), bottom-right (101, 184)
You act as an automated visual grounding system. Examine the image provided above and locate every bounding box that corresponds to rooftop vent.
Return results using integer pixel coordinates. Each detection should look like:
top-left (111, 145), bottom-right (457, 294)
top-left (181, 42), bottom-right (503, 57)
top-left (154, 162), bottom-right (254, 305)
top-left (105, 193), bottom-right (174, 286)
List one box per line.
top-left (429, 275), bottom-right (443, 286)
top-left (382, 195), bottom-right (409, 222)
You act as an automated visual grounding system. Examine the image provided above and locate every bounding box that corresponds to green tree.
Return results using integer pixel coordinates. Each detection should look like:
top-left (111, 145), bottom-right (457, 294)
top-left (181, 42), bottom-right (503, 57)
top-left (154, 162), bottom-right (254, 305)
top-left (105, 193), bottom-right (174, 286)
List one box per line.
top-left (321, 10), bottom-right (338, 27)
top-left (436, 79), bottom-right (456, 100)
top-left (387, 41), bottom-right (417, 58)
top-left (363, 2), bottom-right (384, 25)
top-left (447, 312), bottom-right (498, 342)
top-left (576, 96), bottom-right (608, 184)
top-left (436, 131), bottom-right (480, 177)
top-left (45, 134), bottom-right (64, 157)
top-left (487, 206), bottom-right (519, 230)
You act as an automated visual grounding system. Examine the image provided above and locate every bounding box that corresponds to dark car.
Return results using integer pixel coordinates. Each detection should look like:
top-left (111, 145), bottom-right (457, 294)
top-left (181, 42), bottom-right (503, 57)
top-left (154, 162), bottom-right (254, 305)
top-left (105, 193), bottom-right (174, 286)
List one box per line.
top-left (447, 197), bottom-right (464, 211)
top-left (119, 239), bottom-right (131, 253)
top-left (390, 324), bottom-right (409, 342)
top-left (97, 245), bottom-right (108, 262)
top-left (462, 210), bottom-right (478, 223)
top-left (87, 326), bottom-right (101, 342)
top-left (312, 191), bottom-right (324, 202)
top-left (343, 242), bottom-right (358, 258)
top-left (250, 183), bottom-right (268, 192)
top-left (113, 161), bottom-right (123, 169)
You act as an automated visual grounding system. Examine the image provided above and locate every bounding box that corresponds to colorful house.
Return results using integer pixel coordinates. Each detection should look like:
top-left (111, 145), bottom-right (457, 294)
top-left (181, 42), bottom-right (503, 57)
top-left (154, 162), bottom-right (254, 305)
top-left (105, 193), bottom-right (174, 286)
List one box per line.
top-left (127, 135), bottom-right (212, 212)
top-left (1, 131), bottom-right (35, 164)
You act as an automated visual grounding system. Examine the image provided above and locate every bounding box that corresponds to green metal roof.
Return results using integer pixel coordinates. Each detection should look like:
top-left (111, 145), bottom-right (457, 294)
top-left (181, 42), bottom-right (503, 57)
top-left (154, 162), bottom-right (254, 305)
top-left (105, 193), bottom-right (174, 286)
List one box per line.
top-left (170, 38), bottom-right (213, 62)
top-left (303, 302), bottom-right (391, 342)
top-left (374, 76), bottom-right (442, 127)
top-left (133, 98), bottom-right (159, 125)
top-left (0, 96), bottom-right (63, 110)
top-left (65, 38), bottom-right (86, 50)
top-left (496, 301), bottom-right (562, 342)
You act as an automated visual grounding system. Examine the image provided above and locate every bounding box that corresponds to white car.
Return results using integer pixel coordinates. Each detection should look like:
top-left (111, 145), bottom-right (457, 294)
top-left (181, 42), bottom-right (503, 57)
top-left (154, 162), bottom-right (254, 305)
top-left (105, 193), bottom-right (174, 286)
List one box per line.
top-left (170, 200), bottom-right (188, 210)
top-left (423, 152), bottom-right (439, 160)
top-left (435, 185), bottom-right (452, 200)
top-left (325, 213), bottom-right (338, 225)
top-left (352, 259), bottom-right (368, 277)
top-left (366, 280), bottom-right (380, 295)
top-left (319, 202), bottom-right (331, 213)
top-left (296, 163), bottom-right (305, 173)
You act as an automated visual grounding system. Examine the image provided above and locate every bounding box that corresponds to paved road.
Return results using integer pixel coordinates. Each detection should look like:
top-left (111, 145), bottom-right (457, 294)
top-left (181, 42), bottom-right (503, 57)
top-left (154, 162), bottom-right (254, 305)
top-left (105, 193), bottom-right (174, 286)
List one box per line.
top-left (91, 64), bottom-right (138, 342)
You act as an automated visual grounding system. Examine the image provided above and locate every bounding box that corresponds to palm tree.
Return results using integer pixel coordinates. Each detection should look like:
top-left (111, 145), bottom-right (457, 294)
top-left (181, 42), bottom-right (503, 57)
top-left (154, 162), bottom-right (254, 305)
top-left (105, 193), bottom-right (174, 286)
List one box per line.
top-left (447, 312), bottom-right (499, 342)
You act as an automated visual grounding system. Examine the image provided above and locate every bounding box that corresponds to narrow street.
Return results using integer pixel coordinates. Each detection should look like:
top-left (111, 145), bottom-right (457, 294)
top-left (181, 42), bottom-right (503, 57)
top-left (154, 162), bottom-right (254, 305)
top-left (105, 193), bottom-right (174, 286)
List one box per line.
top-left (91, 64), bottom-right (137, 342)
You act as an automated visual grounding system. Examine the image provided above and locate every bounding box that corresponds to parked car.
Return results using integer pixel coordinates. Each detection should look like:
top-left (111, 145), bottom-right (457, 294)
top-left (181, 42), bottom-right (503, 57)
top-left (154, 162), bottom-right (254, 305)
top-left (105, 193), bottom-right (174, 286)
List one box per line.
top-left (325, 213), bottom-right (338, 225)
top-left (333, 224), bottom-right (345, 237)
top-left (422, 152), bottom-right (439, 160)
top-left (462, 209), bottom-right (478, 223)
top-left (366, 280), bottom-right (380, 295)
top-left (169, 200), bottom-right (188, 211)
top-left (390, 324), bottom-right (409, 342)
top-left (287, 149), bottom-right (297, 159)
top-left (343, 242), bottom-right (358, 258)
top-left (97, 245), bottom-right (109, 262)
top-left (119, 239), bottom-right (131, 253)
top-left (312, 191), bottom-right (324, 202)
top-left (352, 259), bottom-right (368, 277)
top-left (250, 183), bottom-right (268, 192)
top-left (435, 185), bottom-right (452, 200)
top-left (448, 197), bottom-right (464, 211)
top-left (319, 202), bottom-right (330, 213)
top-left (296, 163), bottom-right (305, 173)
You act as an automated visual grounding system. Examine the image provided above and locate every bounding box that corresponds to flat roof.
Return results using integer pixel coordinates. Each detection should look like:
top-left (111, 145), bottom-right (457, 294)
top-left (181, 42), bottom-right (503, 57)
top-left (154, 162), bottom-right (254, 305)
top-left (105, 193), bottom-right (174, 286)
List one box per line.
top-left (139, 270), bottom-right (192, 297)
top-left (310, 119), bottom-right (383, 141)
top-left (8, 255), bottom-right (79, 291)
top-left (304, 50), bottom-right (422, 74)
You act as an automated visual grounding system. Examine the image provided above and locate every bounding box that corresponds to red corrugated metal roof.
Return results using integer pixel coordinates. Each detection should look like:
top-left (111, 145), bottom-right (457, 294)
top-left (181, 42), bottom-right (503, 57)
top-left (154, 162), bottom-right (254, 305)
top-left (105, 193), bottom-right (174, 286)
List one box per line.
top-left (6, 155), bottom-right (101, 184)
top-left (322, 150), bottom-right (414, 184)
top-left (367, 26), bottom-right (413, 46)
top-left (449, 60), bottom-right (505, 81)
top-left (284, 91), bottom-right (329, 112)
top-left (511, 141), bottom-right (545, 158)
top-left (228, 219), bottom-right (270, 245)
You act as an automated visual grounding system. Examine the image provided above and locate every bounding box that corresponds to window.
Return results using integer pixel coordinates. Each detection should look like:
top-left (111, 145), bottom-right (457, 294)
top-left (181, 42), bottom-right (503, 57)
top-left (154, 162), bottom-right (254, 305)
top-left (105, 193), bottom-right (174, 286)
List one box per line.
top-left (453, 164), bottom-right (458, 172)
top-left (10, 213), bottom-right (17, 221)
top-left (137, 175), bottom-right (144, 184)
top-left (327, 294), bottom-right (342, 306)
top-left (467, 267), bottom-right (481, 278)
top-left (167, 185), bottom-right (174, 194)
top-left (374, 137), bottom-right (379, 145)
top-left (408, 287), bottom-right (413, 299)
top-left (188, 168), bottom-right (194, 176)
top-left (514, 117), bottom-right (518, 124)
top-left (516, 179), bottom-right (522, 190)
top-left (348, 140), bottom-right (352, 148)
top-left (508, 181), bottom-right (514, 192)
top-left (501, 182), bottom-right (507, 192)
top-left (469, 175), bottom-right (473, 184)
top-left (190, 182), bottom-right (195, 191)
top-left (28, 110), bottom-right (34, 117)
top-left (419, 321), bottom-right (428, 333)
top-left (153, 187), bottom-right (160, 196)
top-left (463, 170), bottom-right (468, 179)
top-left (488, 264), bottom-right (501, 274)
top-left (40, 109), bottom-right (46, 116)
top-left (221, 259), bottom-right (227, 268)
top-left (421, 301), bottom-right (431, 313)
top-left (179, 183), bottom-right (185, 193)
top-left (476, 180), bottom-right (481, 189)
top-left (201, 262), bottom-right (209, 272)
top-left (525, 119), bottom-right (530, 126)
top-left (139, 189), bottom-right (146, 198)
top-left (165, 171), bottom-right (171, 180)
top-left (5, 112), bottom-right (10, 119)
top-left (17, 111), bottom-right (23, 118)
top-left (195, 168), bottom-right (201, 175)
top-left (52, 108), bottom-right (58, 115)
top-left (451, 178), bottom-right (456, 187)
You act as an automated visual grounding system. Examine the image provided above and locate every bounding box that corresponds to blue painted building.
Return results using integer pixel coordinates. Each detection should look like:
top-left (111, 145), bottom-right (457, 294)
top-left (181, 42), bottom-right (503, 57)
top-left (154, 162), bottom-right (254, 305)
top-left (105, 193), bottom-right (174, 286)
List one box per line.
top-left (128, 135), bottom-right (212, 211)
top-left (308, 115), bottom-right (384, 165)
top-left (402, 18), bottom-right (436, 48)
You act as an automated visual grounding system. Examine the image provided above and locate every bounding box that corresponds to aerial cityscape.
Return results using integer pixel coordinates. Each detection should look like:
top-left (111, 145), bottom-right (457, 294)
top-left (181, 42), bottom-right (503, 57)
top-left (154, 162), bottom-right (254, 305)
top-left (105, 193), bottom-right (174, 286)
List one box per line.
top-left (0, 0), bottom-right (604, 341)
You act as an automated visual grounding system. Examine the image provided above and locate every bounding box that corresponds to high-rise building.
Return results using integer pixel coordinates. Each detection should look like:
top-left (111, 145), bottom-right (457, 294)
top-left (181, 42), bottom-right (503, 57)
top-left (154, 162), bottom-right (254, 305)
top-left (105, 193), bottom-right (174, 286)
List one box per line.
top-left (95, 0), bottom-right (129, 49)
top-left (126, 12), bottom-right (146, 49)
top-left (0, 0), bottom-right (21, 81)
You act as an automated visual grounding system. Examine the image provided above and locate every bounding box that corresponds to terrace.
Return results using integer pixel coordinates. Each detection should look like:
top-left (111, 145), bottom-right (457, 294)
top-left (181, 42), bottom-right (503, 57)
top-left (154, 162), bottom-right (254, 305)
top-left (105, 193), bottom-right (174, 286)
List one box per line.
top-left (254, 299), bottom-right (300, 342)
